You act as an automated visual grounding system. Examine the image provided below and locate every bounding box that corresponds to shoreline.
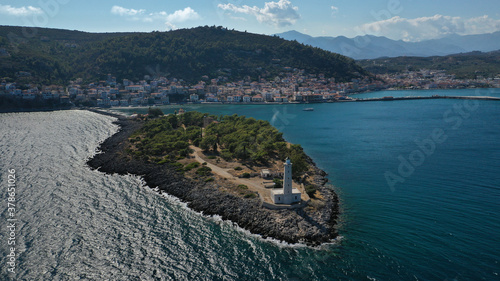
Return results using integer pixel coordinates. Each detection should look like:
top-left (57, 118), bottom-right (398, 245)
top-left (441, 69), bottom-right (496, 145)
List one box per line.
top-left (1, 88), bottom-right (499, 114)
top-left (0, 105), bottom-right (74, 114)
top-left (86, 109), bottom-right (340, 246)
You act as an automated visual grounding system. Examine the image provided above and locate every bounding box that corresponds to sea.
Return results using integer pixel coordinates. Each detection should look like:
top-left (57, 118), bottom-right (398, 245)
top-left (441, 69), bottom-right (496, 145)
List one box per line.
top-left (1, 88), bottom-right (499, 280)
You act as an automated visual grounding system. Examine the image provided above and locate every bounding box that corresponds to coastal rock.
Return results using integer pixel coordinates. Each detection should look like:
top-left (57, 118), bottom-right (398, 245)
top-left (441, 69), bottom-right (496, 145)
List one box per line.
top-left (87, 110), bottom-right (339, 246)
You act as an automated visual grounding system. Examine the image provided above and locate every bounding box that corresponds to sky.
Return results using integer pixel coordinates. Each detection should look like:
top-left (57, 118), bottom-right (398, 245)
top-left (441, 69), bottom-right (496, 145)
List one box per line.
top-left (1, 0), bottom-right (500, 41)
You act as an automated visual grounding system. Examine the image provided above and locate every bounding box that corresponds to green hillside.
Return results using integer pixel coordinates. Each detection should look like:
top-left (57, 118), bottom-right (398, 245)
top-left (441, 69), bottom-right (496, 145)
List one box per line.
top-left (358, 50), bottom-right (500, 79)
top-left (0, 25), bottom-right (366, 85)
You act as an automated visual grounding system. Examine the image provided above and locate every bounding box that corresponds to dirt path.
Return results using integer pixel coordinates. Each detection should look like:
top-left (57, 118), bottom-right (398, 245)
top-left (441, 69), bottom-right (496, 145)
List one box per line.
top-left (191, 146), bottom-right (234, 178)
top-left (189, 146), bottom-right (310, 203)
top-left (190, 146), bottom-right (273, 202)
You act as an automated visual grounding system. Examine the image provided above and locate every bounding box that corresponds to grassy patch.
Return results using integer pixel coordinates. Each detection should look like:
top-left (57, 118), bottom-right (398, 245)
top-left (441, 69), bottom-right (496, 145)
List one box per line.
top-left (184, 162), bottom-right (200, 171)
top-left (196, 166), bottom-right (212, 176)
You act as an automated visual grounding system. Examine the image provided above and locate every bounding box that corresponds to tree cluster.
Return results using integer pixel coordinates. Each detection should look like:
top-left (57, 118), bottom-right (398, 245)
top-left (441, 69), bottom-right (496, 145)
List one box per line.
top-left (129, 111), bottom-right (309, 178)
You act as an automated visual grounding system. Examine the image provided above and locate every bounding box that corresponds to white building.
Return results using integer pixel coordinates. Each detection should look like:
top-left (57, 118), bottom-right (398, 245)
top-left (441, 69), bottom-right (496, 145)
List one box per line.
top-left (263, 92), bottom-right (274, 101)
top-left (125, 85), bottom-right (144, 92)
top-left (190, 93), bottom-right (199, 102)
top-left (242, 95), bottom-right (251, 103)
top-left (271, 158), bottom-right (301, 204)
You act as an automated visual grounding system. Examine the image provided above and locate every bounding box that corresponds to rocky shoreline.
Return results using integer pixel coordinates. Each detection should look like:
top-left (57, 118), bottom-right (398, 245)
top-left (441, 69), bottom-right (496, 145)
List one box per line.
top-left (86, 109), bottom-right (339, 246)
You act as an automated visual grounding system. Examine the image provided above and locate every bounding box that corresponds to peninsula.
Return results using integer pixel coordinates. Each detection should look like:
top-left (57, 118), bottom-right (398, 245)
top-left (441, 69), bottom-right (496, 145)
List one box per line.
top-left (87, 109), bottom-right (339, 245)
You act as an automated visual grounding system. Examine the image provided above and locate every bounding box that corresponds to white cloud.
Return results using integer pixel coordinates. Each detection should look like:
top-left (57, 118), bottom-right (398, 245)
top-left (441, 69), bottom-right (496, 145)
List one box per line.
top-left (0, 4), bottom-right (43, 16)
top-left (111, 6), bottom-right (200, 29)
top-left (111, 6), bottom-right (145, 17)
top-left (165, 7), bottom-right (200, 23)
top-left (331, 5), bottom-right (339, 13)
top-left (361, 14), bottom-right (500, 42)
top-left (218, 0), bottom-right (300, 27)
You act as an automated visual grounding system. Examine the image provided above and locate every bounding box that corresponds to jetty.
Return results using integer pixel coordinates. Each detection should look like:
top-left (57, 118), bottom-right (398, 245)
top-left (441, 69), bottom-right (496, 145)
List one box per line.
top-left (352, 95), bottom-right (500, 102)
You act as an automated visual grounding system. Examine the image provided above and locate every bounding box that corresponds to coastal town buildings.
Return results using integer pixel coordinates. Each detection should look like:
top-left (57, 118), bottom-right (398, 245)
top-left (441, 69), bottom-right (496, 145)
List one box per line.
top-left (1, 68), bottom-right (499, 109)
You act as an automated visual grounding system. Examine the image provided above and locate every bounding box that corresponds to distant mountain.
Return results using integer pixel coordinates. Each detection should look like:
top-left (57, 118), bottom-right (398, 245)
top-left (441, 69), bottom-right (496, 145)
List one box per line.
top-left (0, 26), bottom-right (366, 85)
top-left (276, 30), bottom-right (500, 60)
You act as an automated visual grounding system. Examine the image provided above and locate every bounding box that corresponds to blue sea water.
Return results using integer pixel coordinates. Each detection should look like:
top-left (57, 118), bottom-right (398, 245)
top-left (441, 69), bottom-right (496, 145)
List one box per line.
top-left (1, 89), bottom-right (499, 280)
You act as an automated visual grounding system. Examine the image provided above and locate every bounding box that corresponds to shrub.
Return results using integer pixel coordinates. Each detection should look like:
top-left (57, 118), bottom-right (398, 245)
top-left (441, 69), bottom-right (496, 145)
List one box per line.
top-left (273, 178), bottom-right (283, 189)
top-left (148, 107), bottom-right (164, 118)
top-left (220, 150), bottom-right (233, 161)
top-left (129, 136), bottom-right (141, 143)
top-left (193, 138), bottom-right (201, 147)
top-left (157, 159), bottom-right (169, 165)
top-left (244, 193), bottom-right (257, 198)
top-left (204, 177), bottom-right (215, 182)
top-left (241, 172), bottom-right (251, 178)
top-left (179, 148), bottom-right (193, 157)
top-left (234, 166), bottom-right (243, 171)
top-left (237, 184), bottom-right (248, 189)
top-left (184, 162), bottom-right (200, 171)
top-left (196, 166), bottom-right (212, 176)
top-left (305, 185), bottom-right (317, 197)
top-left (207, 155), bottom-right (217, 159)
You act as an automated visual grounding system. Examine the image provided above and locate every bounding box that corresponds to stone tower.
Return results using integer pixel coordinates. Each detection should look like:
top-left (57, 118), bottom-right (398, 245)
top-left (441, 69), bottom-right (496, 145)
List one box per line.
top-left (271, 158), bottom-right (301, 205)
top-left (283, 158), bottom-right (292, 195)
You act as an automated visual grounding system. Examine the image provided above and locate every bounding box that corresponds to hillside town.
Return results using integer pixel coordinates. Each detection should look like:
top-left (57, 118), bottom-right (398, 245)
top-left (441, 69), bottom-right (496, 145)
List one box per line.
top-left (1, 68), bottom-right (499, 109)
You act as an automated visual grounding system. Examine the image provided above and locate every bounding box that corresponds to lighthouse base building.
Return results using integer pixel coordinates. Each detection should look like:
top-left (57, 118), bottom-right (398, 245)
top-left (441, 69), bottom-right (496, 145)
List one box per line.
top-left (271, 158), bottom-right (302, 204)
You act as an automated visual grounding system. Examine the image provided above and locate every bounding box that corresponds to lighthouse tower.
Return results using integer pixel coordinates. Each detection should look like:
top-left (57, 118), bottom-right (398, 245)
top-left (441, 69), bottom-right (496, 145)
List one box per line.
top-left (283, 158), bottom-right (293, 195)
top-left (271, 158), bottom-right (302, 205)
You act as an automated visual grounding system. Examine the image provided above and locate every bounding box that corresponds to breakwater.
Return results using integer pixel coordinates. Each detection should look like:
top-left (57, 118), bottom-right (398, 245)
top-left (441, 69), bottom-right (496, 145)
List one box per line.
top-left (353, 95), bottom-right (500, 102)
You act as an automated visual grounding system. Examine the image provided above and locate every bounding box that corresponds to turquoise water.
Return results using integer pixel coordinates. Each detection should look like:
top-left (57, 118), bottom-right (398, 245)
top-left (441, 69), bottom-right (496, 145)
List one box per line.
top-left (1, 89), bottom-right (498, 280)
top-left (111, 89), bottom-right (500, 280)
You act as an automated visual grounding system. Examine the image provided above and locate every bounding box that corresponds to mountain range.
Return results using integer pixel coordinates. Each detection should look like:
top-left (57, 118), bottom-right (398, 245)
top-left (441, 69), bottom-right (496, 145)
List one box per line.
top-left (276, 30), bottom-right (500, 60)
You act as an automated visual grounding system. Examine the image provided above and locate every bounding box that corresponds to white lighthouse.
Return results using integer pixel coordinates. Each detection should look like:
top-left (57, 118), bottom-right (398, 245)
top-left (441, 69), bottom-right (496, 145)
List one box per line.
top-left (283, 158), bottom-right (293, 195)
top-left (271, 158), bottom-right (302, 204)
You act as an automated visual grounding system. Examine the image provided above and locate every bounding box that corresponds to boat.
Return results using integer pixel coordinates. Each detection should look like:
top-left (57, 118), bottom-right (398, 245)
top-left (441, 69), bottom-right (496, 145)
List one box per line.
top-left (303, 108), bottom-right (314, 111)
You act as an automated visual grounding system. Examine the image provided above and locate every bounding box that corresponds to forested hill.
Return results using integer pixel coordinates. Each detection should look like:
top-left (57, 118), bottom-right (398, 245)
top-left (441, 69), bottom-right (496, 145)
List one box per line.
top-left (0, 25), bottom-right (366, 85)
top-left (357, 50), bottom-right (500, 79)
